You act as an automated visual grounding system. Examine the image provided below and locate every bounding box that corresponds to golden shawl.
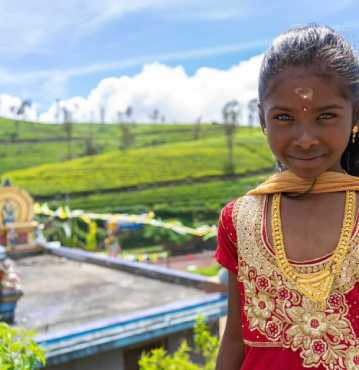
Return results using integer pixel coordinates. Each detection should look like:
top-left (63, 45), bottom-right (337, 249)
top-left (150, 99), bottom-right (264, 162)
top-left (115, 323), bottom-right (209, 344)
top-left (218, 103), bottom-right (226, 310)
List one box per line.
top-left (247, 170), bottom-right (359, 195)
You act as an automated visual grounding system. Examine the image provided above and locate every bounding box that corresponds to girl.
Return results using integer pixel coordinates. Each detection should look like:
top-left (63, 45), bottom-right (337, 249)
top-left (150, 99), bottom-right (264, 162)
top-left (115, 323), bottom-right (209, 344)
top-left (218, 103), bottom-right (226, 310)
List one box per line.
top-left (215, 24), bottom-right (359, 370)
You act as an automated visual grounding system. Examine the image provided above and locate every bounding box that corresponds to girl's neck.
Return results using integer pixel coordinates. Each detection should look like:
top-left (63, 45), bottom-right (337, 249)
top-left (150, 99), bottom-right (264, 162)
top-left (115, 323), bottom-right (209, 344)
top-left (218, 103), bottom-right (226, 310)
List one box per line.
top-left (288, 166), bottom-right (347, 182)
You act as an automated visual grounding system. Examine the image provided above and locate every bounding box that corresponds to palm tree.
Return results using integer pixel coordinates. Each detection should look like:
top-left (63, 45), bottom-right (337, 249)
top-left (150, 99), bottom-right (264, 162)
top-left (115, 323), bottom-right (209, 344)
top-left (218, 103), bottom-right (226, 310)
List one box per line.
top-left (118, 110), bottom-right (135, 151)
top-left (10, 99), bottom-right (32, 141)
top-left (99, 105), bottom-right (106, 124)
top-left (54, 99), bottom-right (61, 124)
top-left (16, 99), bottom-right (32, 117)
top-left (149, 108), bottom-right (159, 124)
top-left (193, 116), bottom-right (202, 140)
top-left (63, 107), bottom-right (73, 159)
top-left (247, 98), bottom-right (258, 127)
top-left (125, 106), bottom-right (133, 123)
top-left (222, 100), bottom-right (241, 174)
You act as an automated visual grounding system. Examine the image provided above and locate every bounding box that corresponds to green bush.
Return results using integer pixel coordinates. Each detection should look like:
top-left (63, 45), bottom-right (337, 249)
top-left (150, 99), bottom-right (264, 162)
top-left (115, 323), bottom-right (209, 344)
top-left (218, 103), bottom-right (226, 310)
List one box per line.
top-left (139, 316), bottom-right (219, 370)
top-left (0, 322), bottom-right (46, 369)
top-left (188, 263), bottom-right (221, 277)
top-left (49, 174), bottom-right (269, 224)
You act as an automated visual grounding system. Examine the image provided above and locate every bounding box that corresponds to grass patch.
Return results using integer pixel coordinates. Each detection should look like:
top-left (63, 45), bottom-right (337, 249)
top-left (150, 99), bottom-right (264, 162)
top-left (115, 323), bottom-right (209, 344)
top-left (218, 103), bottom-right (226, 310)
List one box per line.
top-left (187, 263), bottom-right (221, 277)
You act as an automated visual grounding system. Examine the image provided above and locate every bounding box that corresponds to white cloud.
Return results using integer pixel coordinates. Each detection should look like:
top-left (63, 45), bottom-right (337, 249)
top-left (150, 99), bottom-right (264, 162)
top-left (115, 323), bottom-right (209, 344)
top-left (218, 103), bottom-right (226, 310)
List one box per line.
top-left (0, 40), bottom-right (267, 112)
top-left (0, 40), bottom-right (267, 82)
top-left (39, 54), bottom-right (263, 124)
top-left (40, 97), bottom-right (92, 124)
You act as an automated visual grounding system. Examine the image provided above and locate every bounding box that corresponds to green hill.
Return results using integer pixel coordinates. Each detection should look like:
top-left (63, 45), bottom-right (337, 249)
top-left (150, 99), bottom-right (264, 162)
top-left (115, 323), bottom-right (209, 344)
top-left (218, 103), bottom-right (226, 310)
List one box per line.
top-left (0, 119), bottom-right (273, 222)
top-left (0, 118), bottom-right (225, 173)
top-left (4, 130), bottom-right (273, 197)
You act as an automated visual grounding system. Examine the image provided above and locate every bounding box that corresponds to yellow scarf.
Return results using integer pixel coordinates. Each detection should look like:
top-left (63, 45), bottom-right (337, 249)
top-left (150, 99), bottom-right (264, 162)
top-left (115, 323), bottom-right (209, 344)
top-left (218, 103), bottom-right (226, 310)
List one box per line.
top-left (247, 170), bottom-right (359, 195)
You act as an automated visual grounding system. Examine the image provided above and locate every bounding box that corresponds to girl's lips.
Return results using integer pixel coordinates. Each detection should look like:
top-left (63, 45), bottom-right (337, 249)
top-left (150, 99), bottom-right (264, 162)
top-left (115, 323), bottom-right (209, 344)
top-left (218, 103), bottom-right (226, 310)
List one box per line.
top-left (288, 154), bottom-right (325, 161)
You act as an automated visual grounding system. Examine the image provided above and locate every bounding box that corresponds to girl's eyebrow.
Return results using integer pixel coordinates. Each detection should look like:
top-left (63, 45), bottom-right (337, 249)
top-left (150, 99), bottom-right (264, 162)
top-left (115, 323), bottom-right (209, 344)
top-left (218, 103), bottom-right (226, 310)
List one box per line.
top-left (269, 104), bottom-right (344, 113)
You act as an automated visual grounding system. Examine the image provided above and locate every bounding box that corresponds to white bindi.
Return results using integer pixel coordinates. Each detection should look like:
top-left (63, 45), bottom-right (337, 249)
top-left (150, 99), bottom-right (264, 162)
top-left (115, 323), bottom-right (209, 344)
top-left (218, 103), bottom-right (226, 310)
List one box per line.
top-left (294, 87), bottom-right (313, 112)
top-left (294, 87), bottom-right (314, 100)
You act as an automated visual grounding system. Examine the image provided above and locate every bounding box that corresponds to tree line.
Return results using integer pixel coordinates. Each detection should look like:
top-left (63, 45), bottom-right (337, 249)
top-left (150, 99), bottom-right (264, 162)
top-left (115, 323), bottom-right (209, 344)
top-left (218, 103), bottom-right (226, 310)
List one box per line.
top-left (8, 97), bottom-right (259, 169)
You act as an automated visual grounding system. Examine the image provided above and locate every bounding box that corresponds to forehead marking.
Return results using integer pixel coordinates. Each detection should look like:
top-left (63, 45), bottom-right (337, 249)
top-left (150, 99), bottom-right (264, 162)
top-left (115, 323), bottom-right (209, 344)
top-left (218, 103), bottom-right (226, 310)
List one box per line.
top-left (294, 87), bottom-right (314, 100)
top-left (294, 87), bottom-right (313, 112)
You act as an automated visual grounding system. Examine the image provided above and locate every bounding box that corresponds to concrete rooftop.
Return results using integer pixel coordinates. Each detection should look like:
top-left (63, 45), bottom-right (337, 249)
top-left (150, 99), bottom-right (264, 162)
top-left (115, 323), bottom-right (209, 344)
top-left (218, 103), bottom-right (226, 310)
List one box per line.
top-left (14, 254), bottom-right (208, 335)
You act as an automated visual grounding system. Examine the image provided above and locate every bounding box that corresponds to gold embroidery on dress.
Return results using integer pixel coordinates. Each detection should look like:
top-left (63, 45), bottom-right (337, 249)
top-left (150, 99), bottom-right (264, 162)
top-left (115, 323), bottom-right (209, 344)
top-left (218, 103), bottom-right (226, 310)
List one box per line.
top-left (233, 195), bottom-right (359, 293)
top-left (234, 195), bottom-right (359, 370)
top-left (243, 339), bottom-right (283, 348)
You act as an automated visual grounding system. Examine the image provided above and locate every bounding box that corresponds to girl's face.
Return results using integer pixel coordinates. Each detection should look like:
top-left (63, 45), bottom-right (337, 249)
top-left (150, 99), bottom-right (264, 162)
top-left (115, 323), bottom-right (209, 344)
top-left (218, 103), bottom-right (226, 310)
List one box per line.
top-left (259, 66), bottom-right (357, 180)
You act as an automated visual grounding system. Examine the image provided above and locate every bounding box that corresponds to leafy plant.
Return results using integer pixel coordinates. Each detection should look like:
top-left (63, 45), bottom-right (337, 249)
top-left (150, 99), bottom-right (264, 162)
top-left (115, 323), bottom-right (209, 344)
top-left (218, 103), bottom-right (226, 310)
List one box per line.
top-left (143, 225), bottom-right (193, 246)
top-left (138, 316), bottom-right (219, 370)
top-left (193, 316), bottom-right (219, 370)
top-left (48, 174), bottom-right (269, 224)
top-left (188, 263), bottom-right (221, 277)
top-left (0, 322), bottom-right (46, 370)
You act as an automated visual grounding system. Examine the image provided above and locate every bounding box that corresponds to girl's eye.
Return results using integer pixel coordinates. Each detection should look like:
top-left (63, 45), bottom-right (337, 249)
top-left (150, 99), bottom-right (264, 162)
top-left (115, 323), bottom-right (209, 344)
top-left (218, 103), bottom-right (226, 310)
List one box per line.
top-left (318, 112), bottom-right (336, 120)
top-left (273, 113), bottom-right (292, 122)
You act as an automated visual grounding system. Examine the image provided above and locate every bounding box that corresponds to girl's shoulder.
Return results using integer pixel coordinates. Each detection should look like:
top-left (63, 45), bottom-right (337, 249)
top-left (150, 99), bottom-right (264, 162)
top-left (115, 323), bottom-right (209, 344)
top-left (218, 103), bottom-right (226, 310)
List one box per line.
top-left (219, 200), bottom-right (237, 244)
top-left (215, 195), bottom-right (265, 274)
top-left (220, 195), bottom-right (264, 234)
top-left (221, 194), bottom-right (264, 217)
top-left (229, 195), bottom-right (265, 225)
top-left (220, 199), bottom-right (236, 222)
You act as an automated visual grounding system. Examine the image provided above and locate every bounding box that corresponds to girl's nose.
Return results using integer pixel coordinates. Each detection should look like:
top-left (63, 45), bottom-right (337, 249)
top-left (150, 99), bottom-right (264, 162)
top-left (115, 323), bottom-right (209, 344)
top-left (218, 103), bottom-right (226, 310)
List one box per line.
top-left (293, 128), bottom-right (319, 150)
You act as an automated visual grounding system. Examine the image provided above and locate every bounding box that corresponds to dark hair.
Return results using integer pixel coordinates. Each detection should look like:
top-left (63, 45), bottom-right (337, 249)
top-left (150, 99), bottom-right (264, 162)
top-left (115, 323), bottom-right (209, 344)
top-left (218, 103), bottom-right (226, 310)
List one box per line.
top-left (259, 24), bottom-right (359, 176)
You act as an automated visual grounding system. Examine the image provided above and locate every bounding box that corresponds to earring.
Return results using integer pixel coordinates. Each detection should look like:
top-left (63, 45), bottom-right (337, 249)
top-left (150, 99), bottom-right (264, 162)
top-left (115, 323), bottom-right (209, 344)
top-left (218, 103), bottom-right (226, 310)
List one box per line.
top-left (352, 126), bottom-right (359, 143)
top-left (276, 160), bottom-right (287, 172)
top-left (263, 128), bottom-right (268, 136)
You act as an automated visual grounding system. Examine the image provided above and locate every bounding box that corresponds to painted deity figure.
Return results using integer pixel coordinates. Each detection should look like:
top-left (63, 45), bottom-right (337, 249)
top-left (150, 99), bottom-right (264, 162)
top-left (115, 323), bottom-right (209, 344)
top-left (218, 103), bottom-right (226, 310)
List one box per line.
top-left (2, 200), bottom-right (16, 225)
top-left (0, 247), bottom-right (20, 291)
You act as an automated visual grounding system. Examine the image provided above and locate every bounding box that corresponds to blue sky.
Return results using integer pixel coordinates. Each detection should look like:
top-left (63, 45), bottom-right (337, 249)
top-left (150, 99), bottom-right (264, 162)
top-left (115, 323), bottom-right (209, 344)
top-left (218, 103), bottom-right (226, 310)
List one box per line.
top-left (1, 0), bottom-right (359, 121)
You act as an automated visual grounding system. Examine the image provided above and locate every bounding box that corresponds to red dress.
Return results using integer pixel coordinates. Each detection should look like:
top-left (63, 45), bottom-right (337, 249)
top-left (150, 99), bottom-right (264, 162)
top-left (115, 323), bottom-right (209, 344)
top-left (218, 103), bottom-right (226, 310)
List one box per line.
top-left (215, 195), bottom-right (359, 370)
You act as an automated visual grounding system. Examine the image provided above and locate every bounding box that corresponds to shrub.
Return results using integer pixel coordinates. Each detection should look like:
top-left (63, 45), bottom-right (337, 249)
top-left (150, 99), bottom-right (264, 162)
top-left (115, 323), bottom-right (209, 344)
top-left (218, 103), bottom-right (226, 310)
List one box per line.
top-left (138, 316), bottom-right (219, 370)
top-left (0, 322), bottom-right (46, 369)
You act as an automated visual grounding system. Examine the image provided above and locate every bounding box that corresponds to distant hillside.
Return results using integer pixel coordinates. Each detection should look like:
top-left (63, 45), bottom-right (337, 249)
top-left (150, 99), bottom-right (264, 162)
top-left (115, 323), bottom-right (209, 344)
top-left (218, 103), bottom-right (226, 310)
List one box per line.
top-left (4, 129), bottom-right (273, 197)
top-left (0, 118), bottom-right (224, 173)
top-left (0, 119), bottom-right (273, 222)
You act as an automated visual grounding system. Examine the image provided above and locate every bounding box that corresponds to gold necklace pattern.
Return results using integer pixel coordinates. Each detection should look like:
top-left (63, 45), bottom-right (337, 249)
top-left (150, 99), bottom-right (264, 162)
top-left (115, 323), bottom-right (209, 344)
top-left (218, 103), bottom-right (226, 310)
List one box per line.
top-left (271, 191), bottom-right (356, 306)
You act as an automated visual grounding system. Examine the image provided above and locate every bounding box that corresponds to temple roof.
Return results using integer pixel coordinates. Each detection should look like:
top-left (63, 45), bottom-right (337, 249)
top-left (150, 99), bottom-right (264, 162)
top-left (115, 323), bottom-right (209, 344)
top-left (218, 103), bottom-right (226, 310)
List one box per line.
top-left (14, 253), bottom-right (210, 335)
